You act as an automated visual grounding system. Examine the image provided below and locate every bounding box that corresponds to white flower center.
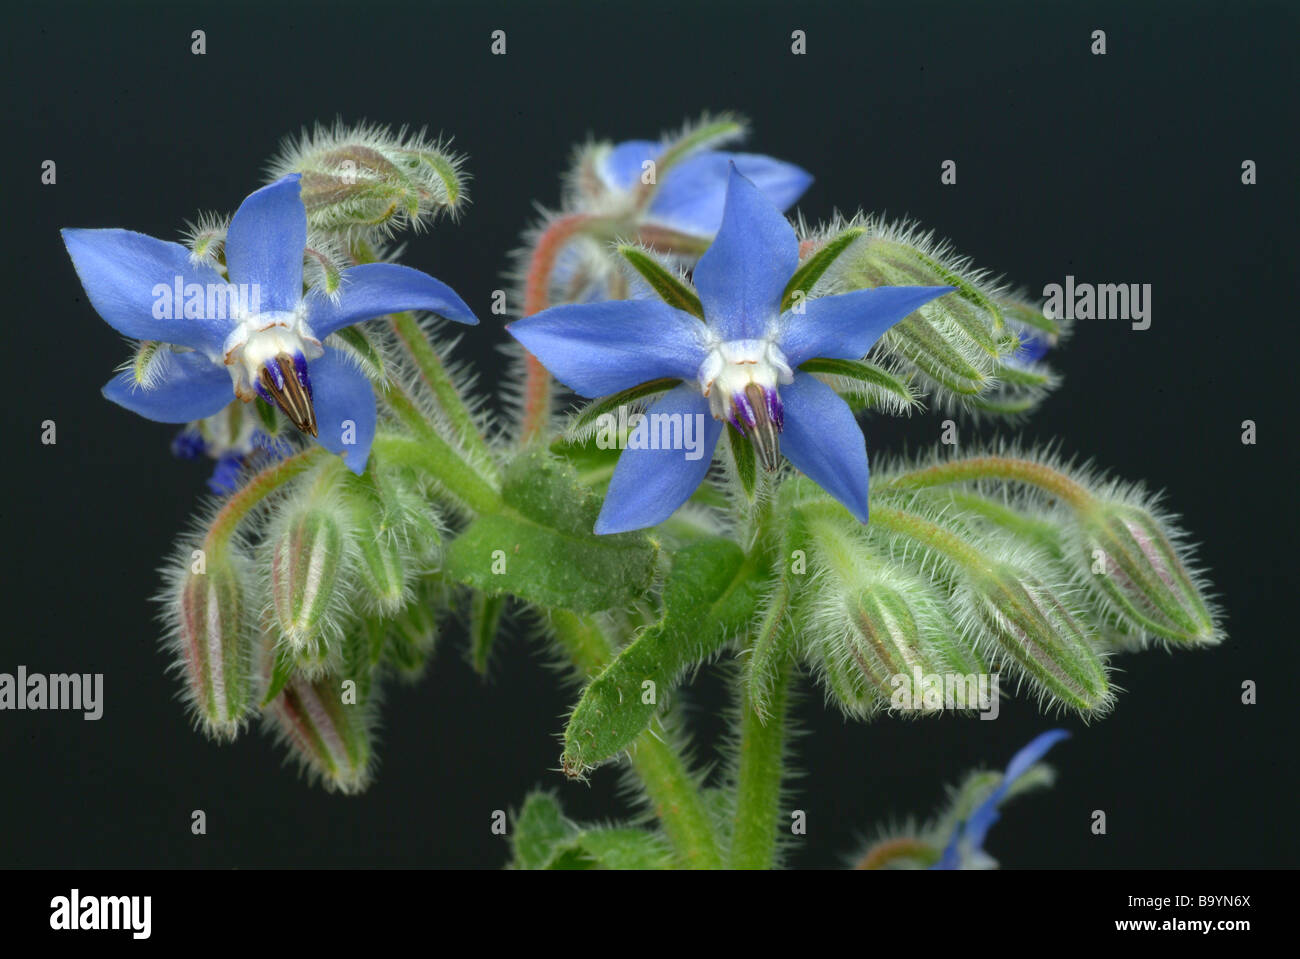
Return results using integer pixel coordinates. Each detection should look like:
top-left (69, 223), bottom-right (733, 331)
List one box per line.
top-left (697, 337), bottom-right (794, 422)
top-left (696, 336), bottom-right (793, 472)
top-left (221, 305), bottom-right (323, 401)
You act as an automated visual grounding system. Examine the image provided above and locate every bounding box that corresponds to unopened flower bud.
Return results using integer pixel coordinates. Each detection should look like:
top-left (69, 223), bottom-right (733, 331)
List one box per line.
top-left (965, 568), bottom-right (1111, 714)
top-left (824, 226), bottom-right (1020, 401)
top-left (171, 551), bottom-right (254, 739)
top-left (264, 667), bottom-right (373, 795)
top-left (815, 579), bottom-right (985, 715)
top-left (1073, 499), bottom-right (1219, 645)
top-left (268, 504), bottom-right (351, 658)
top-left (269, 122), bottom-right (466, 239)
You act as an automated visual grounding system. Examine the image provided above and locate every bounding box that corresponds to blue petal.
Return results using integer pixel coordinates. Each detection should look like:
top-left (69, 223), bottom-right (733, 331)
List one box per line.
top-left (964, 729), bottom-right (1071, 853)
top-left (1014, 330), bottom-right (1052, 364)
top-left (594, 385), bottom-right (721, 534)
top-left (646, 152), bottom-right (812, 237)
top-left (778, 286), bottom-right (956, 366)
top-left (309, 345), bottom-right (376, 474)
top-left (508, 301), bottom-right (709, 398)
top-left (305, 262), bottom-right (478, 338)
top-left (224, 174), bottom-right (306, 312)
top-left (693, 166), bottom-right (799, 340)
top-left (207, 454), bottom-right (245, 496)
top-left (102, 351), bottom-right (232, 424)
top-left (62, 228), bottom-right (235, 353)
top-left (778, 372), bottom-right (870, 522)
top-left (599, 140), bottom-right (661, 190)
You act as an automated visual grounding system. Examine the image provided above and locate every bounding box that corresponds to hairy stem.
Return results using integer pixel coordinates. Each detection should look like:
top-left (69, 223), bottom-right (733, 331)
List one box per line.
top-left (388, 309), bottom-right (496, 473)
top-left (347, 239), bottom-right (491, 466)
top-left (204, 447), bottom-right (327, 551)
top-left (371, 432), bottom-right (501, 515)
top-left (882, 455), bottom-right (1092, 509)
top-left (518, 213), bottom-right (599, 442)
top-left (547, 609), bottom-right (723, 868)
top-left (730, 657), bottom-right (792, 869)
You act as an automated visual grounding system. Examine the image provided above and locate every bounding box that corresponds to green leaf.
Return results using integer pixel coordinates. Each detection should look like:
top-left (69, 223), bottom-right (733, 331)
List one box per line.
top-left (616, 246), bottom-right (704, 319)
top-left (781, 227), bottom-right (865, 312)
top-left (726, 424), bottom-right (757, 501)
top-left (564, 378), bottom-right (681, 443)
top-left (562, 540), bottom-right (764, 773)
top-left (510, 792), bottom-right (675, 869)
top-left (511, 792), bottom-right (577, 869)
top-left (469, 593), bottom-right (505, 675)
top-left (442, 448), bottom-right (657, 612)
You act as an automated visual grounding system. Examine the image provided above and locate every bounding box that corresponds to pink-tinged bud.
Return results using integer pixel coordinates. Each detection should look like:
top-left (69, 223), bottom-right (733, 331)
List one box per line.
top-left (172, 553), bottom-right (253, 740)
top-left (268, 506), bottom-right (349, 658)
top-left (814, 582), bottom-right (986, 716)
top-left (966, 568), bottom-right (1112, 714)
top-left (1074, 500), bottom-right (1220, 645)
top-left (264, 669), bottom-right (373, 795)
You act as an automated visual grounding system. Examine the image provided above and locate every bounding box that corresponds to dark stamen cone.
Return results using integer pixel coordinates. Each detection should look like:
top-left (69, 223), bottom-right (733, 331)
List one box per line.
top-left (741, 383), bottom-right (781, 472)
top-left (259, 353), bottom-right (318, 436)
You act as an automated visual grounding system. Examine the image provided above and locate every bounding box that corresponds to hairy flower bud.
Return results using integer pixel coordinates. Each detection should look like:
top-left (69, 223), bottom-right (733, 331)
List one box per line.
top-left (169, 550), bottom-right (254, 739)
top-left (965, 568), bottom-right (1111, 714)
top-left (268, 121), bottom-right (466, 240)
top-left (814, 220), bottom-right (1049, 409)
top-left (1072, 498), bottom-right (1220, 645)
top-left (268, 502), bottom-right (353, 660)
top-left (264, 666), bottom-right (374, 795)
top-left (811, 575), bottom-right (986, 716)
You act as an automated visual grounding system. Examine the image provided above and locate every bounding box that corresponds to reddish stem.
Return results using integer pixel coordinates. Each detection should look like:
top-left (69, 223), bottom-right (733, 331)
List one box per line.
top-left (518, 213), bottom-right (597, 441)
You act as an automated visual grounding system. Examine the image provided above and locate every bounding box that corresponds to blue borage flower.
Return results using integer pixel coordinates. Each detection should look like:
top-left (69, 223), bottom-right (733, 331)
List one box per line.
top-left (552, 138), bottom-right (811, 304)
top-left (933, 729), bottom-right (1071, 870)
top-left (62, 174), bottom-right (478, 473)
top-left (510, 166), bottom-right (954, 534)
top-left (595, 139), bottom-right (812, 239)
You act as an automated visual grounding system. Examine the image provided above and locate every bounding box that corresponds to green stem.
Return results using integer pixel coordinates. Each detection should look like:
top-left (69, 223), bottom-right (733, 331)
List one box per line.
top-left (547, 609), bottom-right (723, 869)
top-left (730, 657), bottom-right (791, 869)
top-left (388, 309), bottom-right (496, 473)
top-left (371, 432), bottom-right (501, 515)
top-left (627, 729), bottom-right (723, 869)
top-left (348, 238), bottom-right (493, 469)
top-left (204, 447), bottom-right (327, 551)
top-left (882, 455), bottom-right (1093, 509)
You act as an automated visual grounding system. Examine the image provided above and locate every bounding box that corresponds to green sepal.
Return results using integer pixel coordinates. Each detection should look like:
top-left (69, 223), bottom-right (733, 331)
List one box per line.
top-left (799, 357), bottom-right (919, 411)
top-left (254, 397), bottom-right (280, 434)
top-left (469, 592), bottom-right (505, 675)
top-left (781, 227), bottom-right (865, 312)
top-left (331, 324), bottom-right (386, 382)
top-left (616, 246), bottom-right (704, 319)
top-left (564, 378), bottom-right (681, 443)
top-left (259, 641), bottom-right (297, 708)
top-left (725, 424), bottom-right (757, 501)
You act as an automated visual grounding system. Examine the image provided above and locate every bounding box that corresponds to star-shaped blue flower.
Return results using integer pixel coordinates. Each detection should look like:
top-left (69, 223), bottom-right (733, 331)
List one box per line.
top-left (509, 166), bottom-right (953, 534)
top-left (62, 174), bottom-right (478, 473)
top-left (933, 729), bottom-right (1071, 870)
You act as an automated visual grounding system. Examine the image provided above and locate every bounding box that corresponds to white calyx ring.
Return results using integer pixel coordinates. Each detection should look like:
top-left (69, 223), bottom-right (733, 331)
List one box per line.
top-left (220, 305), bottom-right (324, 436)
top-left (696, 336), bottom-right (794, 472)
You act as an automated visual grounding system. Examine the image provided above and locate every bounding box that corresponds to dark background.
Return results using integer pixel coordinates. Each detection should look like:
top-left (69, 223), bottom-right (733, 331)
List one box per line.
top-left (2, 0), bottom-right (1295, 868)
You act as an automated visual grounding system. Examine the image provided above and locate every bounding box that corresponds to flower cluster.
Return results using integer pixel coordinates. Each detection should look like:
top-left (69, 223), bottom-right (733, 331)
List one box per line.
top-left (58, 118), bottom-right (1222, 869)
